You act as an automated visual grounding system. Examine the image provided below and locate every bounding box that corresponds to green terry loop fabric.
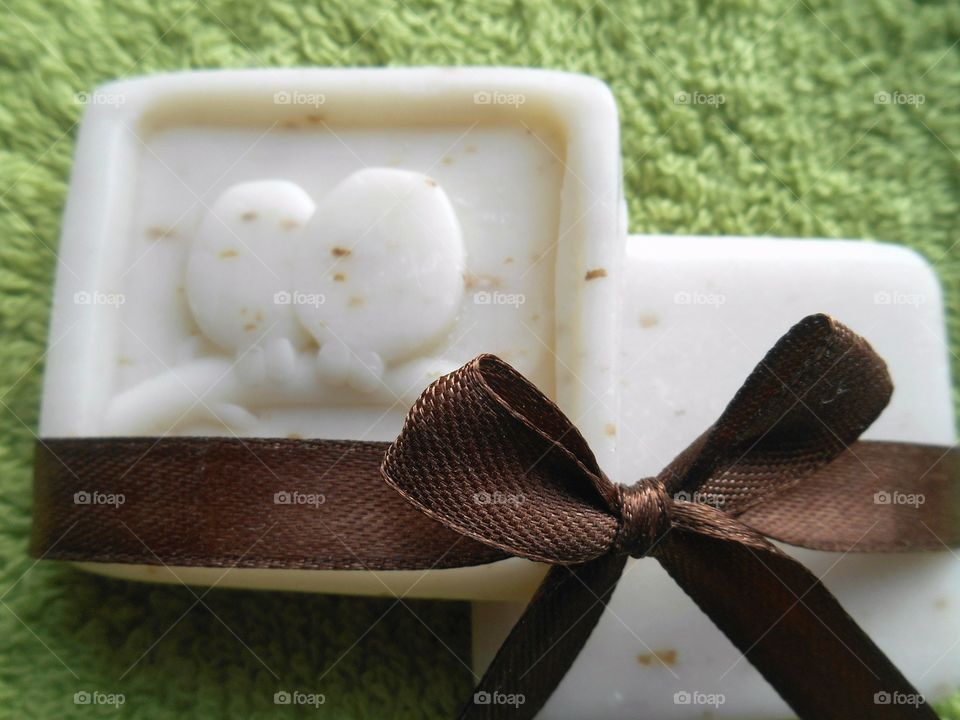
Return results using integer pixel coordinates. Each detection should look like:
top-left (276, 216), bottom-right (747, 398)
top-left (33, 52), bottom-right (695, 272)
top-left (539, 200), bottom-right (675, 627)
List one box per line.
top-left (0, 0), bottom-right (957, 717)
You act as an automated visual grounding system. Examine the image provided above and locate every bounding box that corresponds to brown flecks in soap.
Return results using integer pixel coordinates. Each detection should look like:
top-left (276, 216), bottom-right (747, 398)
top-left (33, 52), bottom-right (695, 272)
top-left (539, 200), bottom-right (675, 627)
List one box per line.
top-left (674, 409), bottom-right (686, 417)
top-left (442, 155), bottom-right (455, 165)
top-left (639, 313), bottom-right (659, 329)
top-left (218, 249), bottom-right (240, 259)
top-left (464, 273), bottom-right (502, 290)
top-left (935, 597), bottom-right (949, 611)
top-left (531, 314), bottom-right (541, 322)
top-left (176, 284), bottom-right (185, 294)
top-left (425, 177), bottom-right (438, 188)
top-left (585, 268), bottom-right (608, 281)
top-left (243, 323), bottom-right (258, 332)
top-left (116, 356), bottom-right (134, 367)
top-left (240, 307), bottom-right (248, 315)
top-left (306, 114), bottom-right (325, 124)
top-left (333, 273), bottom-right (346, 282)
top-left (504, 256), bottom-right (515, 264)
top-left (280, 218), bottom-right (300, 230)
top-left (255, 310), bottom-right (263, 322)
top-left (636, 649), bottom-right (677, 667)
top-left (348, 296), bottom-right (365, 307)
top-left (241, 211), bottom-right (258, 222)
top-left (465, 144), bottom-right (478, 154)
top-left (281, 120), bottom-right (300, 130)
top-left (331, 247), bottom-right (352, 258)
top-left (605, 423), bottom-right (616, 437)
top-left (287, 432), bottom-right (303, 440)
top-left (146, 225), bottom-right (177, 240)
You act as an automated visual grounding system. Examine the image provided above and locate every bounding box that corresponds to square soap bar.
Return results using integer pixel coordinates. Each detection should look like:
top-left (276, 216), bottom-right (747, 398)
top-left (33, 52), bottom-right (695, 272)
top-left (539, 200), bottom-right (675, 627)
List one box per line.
top-left (475, 236), bottom-right (959, 717)
top-left (41, 69), bottom-right (625, 595)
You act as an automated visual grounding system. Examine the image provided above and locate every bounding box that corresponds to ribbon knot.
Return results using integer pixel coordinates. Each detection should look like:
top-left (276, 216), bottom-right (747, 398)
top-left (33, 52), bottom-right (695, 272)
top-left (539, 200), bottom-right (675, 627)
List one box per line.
top-left (611, 478), bottom-right (672, 558)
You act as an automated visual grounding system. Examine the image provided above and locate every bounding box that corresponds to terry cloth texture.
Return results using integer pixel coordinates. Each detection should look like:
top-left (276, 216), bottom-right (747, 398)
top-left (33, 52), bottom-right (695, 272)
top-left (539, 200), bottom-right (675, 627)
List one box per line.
top-left (0, 0), bottom-right (957, 717)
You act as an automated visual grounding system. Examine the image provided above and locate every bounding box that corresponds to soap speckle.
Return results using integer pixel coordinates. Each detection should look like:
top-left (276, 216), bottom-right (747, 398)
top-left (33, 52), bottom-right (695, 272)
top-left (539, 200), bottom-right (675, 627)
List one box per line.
top-left (674, 409), bottom-right (686, 417)
top-left (243, 323), bottom-right (258, 332)
top-left (240, 211), bottom-right (258, 222)
top-left (935, 597), bottom-right (949, 611)
top-left (218, 249), bottom-right (240, 259)
top-left (442, 155), bottom-right (455, 165)
top-left (636, 649), bottom-right (677, 667)
top-left (639, 313), bottom-right (659, 329)
top-left (531, 314), bottom-right (541, 322)
top-left (464, 273), bottom-right (502, 290)
top-left (504, 256), bottom-right (514, 264)
top-left (333, 273), bottom-right (347, 282)
top-left (145, 225), bottom-right (177, 240)
top-left (287, 432), bottom-right (304, 440)
top-left (306, 114), bottom-right (325, 124)
top-left (280, 218), bottom-right (300, 230)
top-left (116, 356), bottom-right (134, 367)
top-left (585, 268), bottom-right (608, 281)
top-left (348, 296), bottom-right (365, 307)
top-left (331, 246), bottom-right (352, 258)
top-left (465, 144), bottom-right (478, 154)
top-left (425, 177), bottom-right (438, 188)
top-left (605, 423), bottom-right (616, 437)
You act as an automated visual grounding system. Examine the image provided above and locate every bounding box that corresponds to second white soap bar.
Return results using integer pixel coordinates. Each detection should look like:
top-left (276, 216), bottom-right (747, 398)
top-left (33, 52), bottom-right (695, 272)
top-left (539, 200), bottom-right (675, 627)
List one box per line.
top-left (475, 236), bottom-right (959, 719)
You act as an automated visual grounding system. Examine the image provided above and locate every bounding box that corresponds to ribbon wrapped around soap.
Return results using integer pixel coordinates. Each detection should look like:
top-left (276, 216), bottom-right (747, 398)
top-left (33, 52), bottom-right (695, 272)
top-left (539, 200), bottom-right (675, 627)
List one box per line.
top-left (31, 314), bottom-right (960, 719)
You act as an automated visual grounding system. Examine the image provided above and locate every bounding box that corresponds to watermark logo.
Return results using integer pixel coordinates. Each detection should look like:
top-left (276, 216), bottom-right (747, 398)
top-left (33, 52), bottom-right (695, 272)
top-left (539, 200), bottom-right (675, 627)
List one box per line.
top-left (674, 91), bottom-right (725, 107)
top-left (873, 490), bottom-right (924, 508)
top-left (73, 691), bottom-right (125, 708)
top-left (473, 690), bottom-right (525, 708)
top-left (674, 290), bottom-right (726, 308)
top-left (473, 91), bottom-right (526, 108)
top-left (874, 690), bottom-right (925, 707)
top-left (73, 290), bottom-right (125, 307)
top-left (673, 490), bottom-right (725, 508)
top-left (273, 290), bottom-right (326, 308)
top-left (74, 91), bottom-right (125, 108)
top-left (274, 490), bottom-right (326, 508)
top-left (873, 290), bottom-right (925, 308)
top-left (273, 690), bottom-right (325, 707)
top-left (473, 491), bottom-right (525, 506)
top-left (874, 91), bottom-right (924, 107)
top-left (273, 91), bottom-right (326, 108)
top-left (673, 690), bottom-right (725, 707)
top-left (73, 490), bottom-right (125, 508)
top-left (473, 290), bottom-right (525, 307)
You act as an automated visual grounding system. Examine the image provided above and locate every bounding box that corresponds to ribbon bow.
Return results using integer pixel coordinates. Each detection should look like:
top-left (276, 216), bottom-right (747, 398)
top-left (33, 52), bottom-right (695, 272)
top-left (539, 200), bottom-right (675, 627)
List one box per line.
top-left (30, 314), bottom-right (960, 718)
top-left (381, 314), bottom-right (956, 719)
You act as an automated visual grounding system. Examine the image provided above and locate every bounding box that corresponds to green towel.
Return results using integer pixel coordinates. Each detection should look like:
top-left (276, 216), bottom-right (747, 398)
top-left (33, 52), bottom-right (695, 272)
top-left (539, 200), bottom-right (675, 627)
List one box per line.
top-left (0, 0), bottom-right (957, 717)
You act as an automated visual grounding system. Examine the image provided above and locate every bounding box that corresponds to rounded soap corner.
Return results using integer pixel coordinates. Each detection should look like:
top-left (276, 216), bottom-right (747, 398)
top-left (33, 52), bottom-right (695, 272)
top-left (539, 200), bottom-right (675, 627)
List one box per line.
top-left (870, 241), bottom-right (945, 296)
top-left (568, 72), bottom-right (618, 112)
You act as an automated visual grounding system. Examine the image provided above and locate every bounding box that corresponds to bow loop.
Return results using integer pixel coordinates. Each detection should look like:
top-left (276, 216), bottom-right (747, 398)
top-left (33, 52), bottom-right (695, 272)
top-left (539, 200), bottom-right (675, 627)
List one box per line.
top-left (661, 314), bottom-right (893, 515)
top-left (382, 354), bottom-right (620, 564)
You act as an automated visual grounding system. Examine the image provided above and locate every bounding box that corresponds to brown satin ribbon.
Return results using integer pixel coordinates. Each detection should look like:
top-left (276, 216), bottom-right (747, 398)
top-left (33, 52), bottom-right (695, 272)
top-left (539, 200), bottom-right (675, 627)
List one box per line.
top-left (31, 314), bottom-right (960, 719)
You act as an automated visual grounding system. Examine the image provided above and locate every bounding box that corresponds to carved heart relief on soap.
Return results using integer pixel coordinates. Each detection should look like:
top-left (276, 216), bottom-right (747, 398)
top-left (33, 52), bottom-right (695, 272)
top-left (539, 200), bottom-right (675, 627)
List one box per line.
top-left (293, 168), bottom-right (465, 366)
top-left (186, 179), bottom-right (318, 353)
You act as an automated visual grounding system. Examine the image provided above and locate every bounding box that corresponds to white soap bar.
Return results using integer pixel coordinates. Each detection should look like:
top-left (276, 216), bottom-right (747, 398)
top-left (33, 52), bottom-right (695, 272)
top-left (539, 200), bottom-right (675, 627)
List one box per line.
top-left (475, 236), bottom-right (959, 717)
top-left (41, 68), bottom-right (623, 597)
